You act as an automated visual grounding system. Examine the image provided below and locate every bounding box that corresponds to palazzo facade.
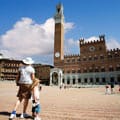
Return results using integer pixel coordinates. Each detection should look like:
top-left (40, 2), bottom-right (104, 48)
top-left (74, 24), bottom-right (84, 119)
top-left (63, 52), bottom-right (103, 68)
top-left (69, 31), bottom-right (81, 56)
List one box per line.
top-left (50, 4), bottom-right (120, 87)
top-left (0, 54), bottom-right (52, 84)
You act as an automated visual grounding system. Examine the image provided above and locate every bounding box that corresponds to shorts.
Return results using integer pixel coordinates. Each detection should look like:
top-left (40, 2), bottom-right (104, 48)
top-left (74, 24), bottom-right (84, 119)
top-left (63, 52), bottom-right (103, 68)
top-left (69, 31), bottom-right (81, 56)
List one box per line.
top-left (17, 84), bottom-right (31, 99)
top-left (32, 104), bottom-right (41, 113)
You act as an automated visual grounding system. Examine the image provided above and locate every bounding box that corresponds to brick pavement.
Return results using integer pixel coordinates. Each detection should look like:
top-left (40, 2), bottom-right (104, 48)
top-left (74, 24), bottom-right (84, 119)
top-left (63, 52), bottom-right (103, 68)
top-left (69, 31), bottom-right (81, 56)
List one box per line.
top-left (0, 81), bottom-right (120, 120)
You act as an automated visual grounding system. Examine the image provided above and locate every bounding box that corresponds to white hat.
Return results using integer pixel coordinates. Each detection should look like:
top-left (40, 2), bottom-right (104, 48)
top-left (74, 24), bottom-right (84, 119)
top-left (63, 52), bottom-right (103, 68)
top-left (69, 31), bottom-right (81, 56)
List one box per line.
top-left (22, 57), bottom-right (34, 64)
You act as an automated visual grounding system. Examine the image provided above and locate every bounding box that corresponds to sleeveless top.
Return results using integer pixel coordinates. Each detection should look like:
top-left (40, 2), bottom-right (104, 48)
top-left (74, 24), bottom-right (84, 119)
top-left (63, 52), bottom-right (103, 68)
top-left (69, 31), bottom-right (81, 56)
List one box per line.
top-left (18, 65), bottom-right (35, 84)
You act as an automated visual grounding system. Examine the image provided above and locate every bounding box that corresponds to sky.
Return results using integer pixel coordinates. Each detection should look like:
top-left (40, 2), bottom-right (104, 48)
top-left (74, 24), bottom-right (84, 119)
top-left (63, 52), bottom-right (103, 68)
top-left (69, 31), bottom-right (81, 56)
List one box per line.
top-left (0, 0), bottom-right (120, 65)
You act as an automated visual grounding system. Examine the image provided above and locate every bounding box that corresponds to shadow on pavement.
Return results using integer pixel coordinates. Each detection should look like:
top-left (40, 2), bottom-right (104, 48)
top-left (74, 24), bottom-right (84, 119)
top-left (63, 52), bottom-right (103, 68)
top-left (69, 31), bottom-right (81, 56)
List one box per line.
top-left (0, 111), bottom-right (33, 119)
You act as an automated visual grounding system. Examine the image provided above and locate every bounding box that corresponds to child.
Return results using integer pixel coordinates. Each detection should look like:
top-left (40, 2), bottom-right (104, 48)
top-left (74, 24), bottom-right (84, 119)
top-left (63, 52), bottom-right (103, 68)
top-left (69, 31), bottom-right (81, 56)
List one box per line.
top-left (30, 78), bottom-right (41, 120)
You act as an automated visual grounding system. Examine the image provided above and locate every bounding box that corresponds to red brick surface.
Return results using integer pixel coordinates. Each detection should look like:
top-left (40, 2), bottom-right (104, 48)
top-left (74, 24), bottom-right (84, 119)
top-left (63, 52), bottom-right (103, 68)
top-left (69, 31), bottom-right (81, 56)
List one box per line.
top-left (0, 81), bottom-right (120, 120)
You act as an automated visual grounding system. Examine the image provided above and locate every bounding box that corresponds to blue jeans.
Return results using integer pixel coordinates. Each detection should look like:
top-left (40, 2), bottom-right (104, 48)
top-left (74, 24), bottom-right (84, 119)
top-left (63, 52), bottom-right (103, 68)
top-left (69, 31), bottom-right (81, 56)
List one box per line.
top-left (32, 104), bottom-right (40, 113)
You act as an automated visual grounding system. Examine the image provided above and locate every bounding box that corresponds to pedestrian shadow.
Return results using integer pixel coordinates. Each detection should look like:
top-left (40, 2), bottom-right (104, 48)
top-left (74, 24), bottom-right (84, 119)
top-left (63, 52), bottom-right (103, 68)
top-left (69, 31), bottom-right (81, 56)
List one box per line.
top-left (0, 111), bottom-right (33, 119)
top-left (0, 111), bottom-right (20, 117)
top-left (0, 111), bottom-right (11, 116)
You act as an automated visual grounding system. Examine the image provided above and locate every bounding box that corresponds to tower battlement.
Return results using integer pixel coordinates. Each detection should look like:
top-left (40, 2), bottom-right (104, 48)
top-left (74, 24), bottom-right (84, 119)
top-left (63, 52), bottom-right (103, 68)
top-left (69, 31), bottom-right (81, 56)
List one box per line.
top-left (80, 35), bottom-right (105, 46)
top-left (107, 48), bottom-right (120, 52)
top-left (64, 54), bottom-right (80, 58)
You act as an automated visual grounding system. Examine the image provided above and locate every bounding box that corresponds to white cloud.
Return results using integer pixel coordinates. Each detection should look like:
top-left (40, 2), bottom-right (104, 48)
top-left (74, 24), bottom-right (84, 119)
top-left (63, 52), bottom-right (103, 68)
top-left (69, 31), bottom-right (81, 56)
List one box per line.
top-left (64, 38), bottom-right (79, 55)
top-left (64, 22), bottom-right (74, 33)
top-left (85, 36), bottom-right (98, 42)
top-left (0, 17), bottom-right (54, 59)
top-left (0, 17), bottom-right (119, 64)
top-left (106, 38), bottom-right (120, 50)
top-left (0, 17), bottom-right (74, 63)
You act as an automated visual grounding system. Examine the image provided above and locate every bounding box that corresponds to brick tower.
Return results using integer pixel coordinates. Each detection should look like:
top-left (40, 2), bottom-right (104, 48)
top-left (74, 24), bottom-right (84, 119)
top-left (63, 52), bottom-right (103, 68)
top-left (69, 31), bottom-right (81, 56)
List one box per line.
top-left (54, 3), bottom-right (64, 67)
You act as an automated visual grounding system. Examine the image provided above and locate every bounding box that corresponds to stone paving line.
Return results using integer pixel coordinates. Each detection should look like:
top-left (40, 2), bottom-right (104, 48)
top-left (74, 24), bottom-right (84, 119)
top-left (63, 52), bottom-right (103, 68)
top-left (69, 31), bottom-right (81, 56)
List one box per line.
top-left (0, 81), bottom-right (120, 120)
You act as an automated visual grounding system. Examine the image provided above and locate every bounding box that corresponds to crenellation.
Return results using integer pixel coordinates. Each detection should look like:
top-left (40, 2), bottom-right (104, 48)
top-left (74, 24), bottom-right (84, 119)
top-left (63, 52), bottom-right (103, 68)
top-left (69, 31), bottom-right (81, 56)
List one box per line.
top-left (79, 38), bottom-right (84, 45)
top-left (79, 35), bottom-right (106, 47)
top-left (64, 54), bottom-right (80, 58)
top-left (108, 48), bottom-right (120, 52)
top-left (99, 34), bottom-right (105, 41)
top-left (116, 48), bottom-right (119, 51)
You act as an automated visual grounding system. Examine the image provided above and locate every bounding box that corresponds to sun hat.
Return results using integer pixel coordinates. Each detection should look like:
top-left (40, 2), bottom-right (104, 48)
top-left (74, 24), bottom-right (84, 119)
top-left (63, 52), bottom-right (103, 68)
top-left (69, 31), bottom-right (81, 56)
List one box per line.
top-left (22, 57), bottom-right (34, 64)
top-left (30, 78), bottom-right (40, 90)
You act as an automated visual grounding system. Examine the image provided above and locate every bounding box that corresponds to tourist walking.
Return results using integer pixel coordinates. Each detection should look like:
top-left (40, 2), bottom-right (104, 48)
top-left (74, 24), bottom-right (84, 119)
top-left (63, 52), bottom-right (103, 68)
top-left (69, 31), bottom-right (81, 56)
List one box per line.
top-left (9, 57), bottom-right (35, 119)
top-left (105, 84), bottom-right (111, 94)
top-left (110, 82), bottom-right (114, 94)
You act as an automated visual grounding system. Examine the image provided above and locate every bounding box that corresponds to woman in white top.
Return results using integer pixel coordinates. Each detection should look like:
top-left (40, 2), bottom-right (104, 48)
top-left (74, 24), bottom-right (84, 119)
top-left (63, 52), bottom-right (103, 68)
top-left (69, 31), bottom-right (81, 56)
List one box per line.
top-left (9, 57), bottom-right (35, 119)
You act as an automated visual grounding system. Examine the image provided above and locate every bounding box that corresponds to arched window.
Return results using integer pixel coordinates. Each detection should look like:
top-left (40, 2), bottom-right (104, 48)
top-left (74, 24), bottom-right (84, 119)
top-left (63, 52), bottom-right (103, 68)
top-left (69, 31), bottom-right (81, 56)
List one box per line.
top-left (84, 78), bottom-right (87, 83)
top-left (109, 65), bottom-right (114, 71)
top-left (63, 79), bottom-right (64, 83)
top-left (117, 76), bottom-right (120, 83)
top-left (96, 78), bottom-right (99, 83)
top-left (110, 77), bottom-right (114, 83)
top-left (94, 55), bottom-right (98, 60)
top-left (72, 69), bottom-right (76, 73)
top-left (90, 78), bottom-right (93, 83)
top-left (83, 56), bottom-right (87, 61)
top-left (89, 67), bottom-right (93, 72)
top-left (77, 69), bottom-right (81, 73)
top-left (67, 59), bottom-right (70, 63)
top-left (72, 59), bottom-right (75, 63)
top-left (116, 65), bottom-right (120, 71)
top-left (89, 56), bottom-right (92, 61)
top-left (95, 67), bottom-right (99, 72)
top-left (78, 78), bottom-right (81, 83)
top-left (73, 78), bottom-right (76, 84)
top-left (67, 78), bottom-right (70, 84)
top-left (108, 52), bottom-right (112, 59)
top-left (77, 58), bottom-right (81, 62)
top-left (67, 70), bottom-right (70, 73)
top-left (102, 77), bottom-right (106, 83)
top-left (114, 52), bottom-right (119, 57)
top-left (101, 66), bottom-right (105, 72)
top-left (100, 54), bottom-right (104, 59)
top-left (83, 68), bottom-right (87, 73)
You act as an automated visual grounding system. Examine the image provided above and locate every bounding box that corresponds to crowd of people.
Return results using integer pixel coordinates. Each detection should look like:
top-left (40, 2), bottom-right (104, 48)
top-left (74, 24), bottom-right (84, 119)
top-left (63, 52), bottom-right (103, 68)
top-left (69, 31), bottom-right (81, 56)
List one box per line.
top-left (105, 83), bottom-right (120, 95)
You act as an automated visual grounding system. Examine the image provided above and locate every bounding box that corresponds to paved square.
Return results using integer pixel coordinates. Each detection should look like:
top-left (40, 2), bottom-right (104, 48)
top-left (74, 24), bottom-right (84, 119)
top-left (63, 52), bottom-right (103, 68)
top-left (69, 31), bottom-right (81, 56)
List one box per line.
top-left (0, 81), bottom-right (120, 120)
